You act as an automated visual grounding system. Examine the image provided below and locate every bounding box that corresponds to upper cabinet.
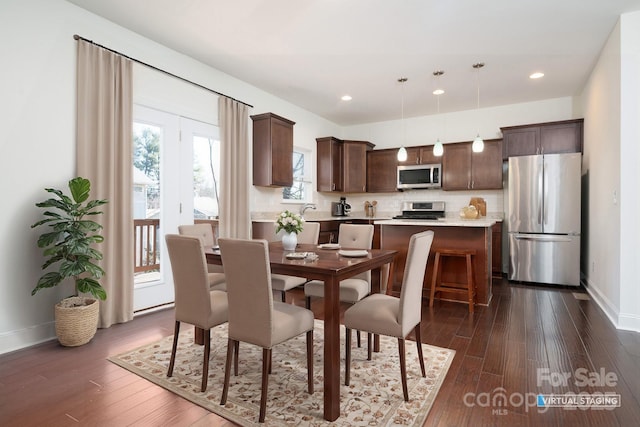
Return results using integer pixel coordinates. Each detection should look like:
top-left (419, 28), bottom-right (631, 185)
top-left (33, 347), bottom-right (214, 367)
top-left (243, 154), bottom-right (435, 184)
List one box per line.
top-left (398, 146), bottom-right (441, 165)
top-left (317, 137), bottom-right (374, 193)
top-left (501, 119), bottom-right (583, 159)
top-left (442, 139), bottom-right (503, 191)
top-left (251, 113), bottom-right (295, 187)
top-left (366, 148), bottom-right (399, 193)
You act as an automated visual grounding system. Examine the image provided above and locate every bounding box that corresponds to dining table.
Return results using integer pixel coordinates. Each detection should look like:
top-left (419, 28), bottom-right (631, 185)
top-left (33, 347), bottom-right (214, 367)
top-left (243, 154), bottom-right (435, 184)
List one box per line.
top-left (205, 241), bottom-right (397, 422)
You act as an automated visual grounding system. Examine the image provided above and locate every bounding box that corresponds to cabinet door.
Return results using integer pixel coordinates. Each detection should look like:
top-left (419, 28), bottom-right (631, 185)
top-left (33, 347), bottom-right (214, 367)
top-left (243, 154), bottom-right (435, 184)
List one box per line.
top-left (316, 137), bottom-right (342, 192)
top-left (471, 139), bottom-right (503, 190)
top-left (251, 113), bottom-right (294, 187)
top-left (343, 141), bottom-right (370, 193)
top-left (269, 118), bottom-right (294, 186)
top-left (502, 127), bottom-right (539, 158)
top-left (398, 147), bottom-right (420, 165)
top-left (442, 142), bottom-right (472, 190)
top-left (418, 146), bottom-right (441, 164)
top-left (366, 149), bottom-right (398, 192)
top-left (540, 121), bottom-right (583, 154)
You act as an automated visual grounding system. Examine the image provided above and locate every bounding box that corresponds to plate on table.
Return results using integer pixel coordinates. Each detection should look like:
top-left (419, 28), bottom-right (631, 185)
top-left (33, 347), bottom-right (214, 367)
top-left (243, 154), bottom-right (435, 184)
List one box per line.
top-left (318, 243), bottom-right (341, 250)
top-left (338, 249), bottom-right (369, 258)
top-left (285, 252), bottom-right (308, 259)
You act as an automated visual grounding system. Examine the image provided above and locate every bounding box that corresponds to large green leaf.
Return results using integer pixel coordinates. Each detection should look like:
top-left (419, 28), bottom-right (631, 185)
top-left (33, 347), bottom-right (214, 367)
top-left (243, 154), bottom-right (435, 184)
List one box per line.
top-left (69, 177), bottom-right (91, 204)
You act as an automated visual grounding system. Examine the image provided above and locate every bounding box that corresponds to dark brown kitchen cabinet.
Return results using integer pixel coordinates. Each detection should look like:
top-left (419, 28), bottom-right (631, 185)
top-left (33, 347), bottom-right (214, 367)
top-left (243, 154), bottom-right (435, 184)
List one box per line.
top-left (251, 113), bottom-right (295, 187)
top-left (501, 119), bottom-right (583, 158)
top-left (366, 148), bottom-right (399, 193)
top-left (398, 146), bottom-right (440, 165)
top-left (316, 137), bottom-right (343, 192)
top-left (343, 140), bottom-right (374, 192)
top-left (442, 139), bottom-right (503, 190)
top-left (317, 137), bottom-right (374, 193)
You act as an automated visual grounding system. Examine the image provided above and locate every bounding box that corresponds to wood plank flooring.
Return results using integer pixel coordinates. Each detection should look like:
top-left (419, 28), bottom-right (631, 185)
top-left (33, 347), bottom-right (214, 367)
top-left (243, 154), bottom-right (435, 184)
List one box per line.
top-left (1, 278), bottom-right (639, 426)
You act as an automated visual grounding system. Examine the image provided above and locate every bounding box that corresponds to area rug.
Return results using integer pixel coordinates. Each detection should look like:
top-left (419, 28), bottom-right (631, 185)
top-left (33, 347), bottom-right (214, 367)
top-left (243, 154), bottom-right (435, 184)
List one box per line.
top-left (108, 320), bottom-right (455, 426)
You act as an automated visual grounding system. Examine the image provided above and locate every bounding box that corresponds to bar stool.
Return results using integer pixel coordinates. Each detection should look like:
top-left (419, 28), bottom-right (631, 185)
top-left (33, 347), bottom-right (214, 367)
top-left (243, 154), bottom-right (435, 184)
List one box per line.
top-left (429, 248), bottom-right (476, 313)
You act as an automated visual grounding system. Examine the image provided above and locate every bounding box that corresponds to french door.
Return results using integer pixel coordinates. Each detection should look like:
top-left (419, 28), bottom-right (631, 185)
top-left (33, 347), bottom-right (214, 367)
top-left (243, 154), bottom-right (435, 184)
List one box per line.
top-left (132, 105), bottom-right (220, 311)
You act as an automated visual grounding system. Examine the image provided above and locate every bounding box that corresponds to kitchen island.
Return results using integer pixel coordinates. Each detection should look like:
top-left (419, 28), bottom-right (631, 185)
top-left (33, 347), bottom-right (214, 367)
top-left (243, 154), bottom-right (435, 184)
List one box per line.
top-left (375, 218), bottom-right (498, 305)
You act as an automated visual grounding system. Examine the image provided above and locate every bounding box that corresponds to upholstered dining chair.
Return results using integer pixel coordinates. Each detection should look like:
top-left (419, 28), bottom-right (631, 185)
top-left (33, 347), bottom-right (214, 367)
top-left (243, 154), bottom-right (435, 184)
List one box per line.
top-left (304, 223), bottom-right (374, 345)
top-left (164, 234), bottom-right (229, 392)
top-left (271, 221), bottom-right (320, 302)
top-left (218, 237), bottom-right (315, 423)
top-left (344, 230), bottom-right (434, 402)
top-left (178, 223), bottom-right (226, 291)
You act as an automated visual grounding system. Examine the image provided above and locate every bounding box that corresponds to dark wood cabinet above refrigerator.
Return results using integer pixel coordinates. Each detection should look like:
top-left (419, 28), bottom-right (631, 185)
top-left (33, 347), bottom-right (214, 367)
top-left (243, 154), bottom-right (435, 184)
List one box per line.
top-left (501, 119), bottom-right (583, 159)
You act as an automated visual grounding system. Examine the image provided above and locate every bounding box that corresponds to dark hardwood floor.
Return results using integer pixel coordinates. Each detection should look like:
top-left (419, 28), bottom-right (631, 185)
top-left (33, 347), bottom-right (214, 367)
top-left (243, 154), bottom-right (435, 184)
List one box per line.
top-left (1, 278), bottom-right (639, 426)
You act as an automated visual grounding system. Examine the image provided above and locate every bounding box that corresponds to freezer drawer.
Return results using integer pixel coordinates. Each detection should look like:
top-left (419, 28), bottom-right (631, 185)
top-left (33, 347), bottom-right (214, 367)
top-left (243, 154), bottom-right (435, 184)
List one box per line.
top-left (508, 233), bottom-right (580, 286)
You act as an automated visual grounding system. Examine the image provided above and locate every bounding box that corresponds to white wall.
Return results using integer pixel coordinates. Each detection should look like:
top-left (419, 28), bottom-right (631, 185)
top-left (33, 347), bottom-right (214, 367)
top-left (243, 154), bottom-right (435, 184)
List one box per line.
top-left (580, 11), bottom-right (640, 332)
top-left (0, 0), bottom-right (340, 354)
top-left (618, 11), bottom-right (640, 331)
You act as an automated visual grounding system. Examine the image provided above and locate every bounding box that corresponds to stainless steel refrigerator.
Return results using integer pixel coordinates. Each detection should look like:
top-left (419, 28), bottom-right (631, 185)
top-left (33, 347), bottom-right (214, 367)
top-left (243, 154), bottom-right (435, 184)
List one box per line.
top-left (508, 153), bottom-right (581, 286)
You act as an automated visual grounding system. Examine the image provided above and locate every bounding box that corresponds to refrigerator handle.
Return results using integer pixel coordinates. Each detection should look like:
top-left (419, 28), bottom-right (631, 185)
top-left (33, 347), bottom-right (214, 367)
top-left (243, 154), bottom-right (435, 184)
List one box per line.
top-left (543, 158), bottom-right (548, 226)
top-left (537, 165), bottom-right (543, 225)
top-left (514, 234), bottom-right (575, 243)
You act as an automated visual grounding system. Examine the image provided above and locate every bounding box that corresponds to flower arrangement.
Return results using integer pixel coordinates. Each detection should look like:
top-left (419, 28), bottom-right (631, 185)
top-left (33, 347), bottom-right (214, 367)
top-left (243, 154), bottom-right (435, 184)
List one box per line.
top-left (275, 210), bottom-right (304, 234)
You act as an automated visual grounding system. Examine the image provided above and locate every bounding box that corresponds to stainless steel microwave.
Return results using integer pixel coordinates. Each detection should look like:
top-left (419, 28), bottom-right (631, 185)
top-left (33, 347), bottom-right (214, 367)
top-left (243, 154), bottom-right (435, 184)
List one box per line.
top-left (397, 163), bottom-right (442, 190)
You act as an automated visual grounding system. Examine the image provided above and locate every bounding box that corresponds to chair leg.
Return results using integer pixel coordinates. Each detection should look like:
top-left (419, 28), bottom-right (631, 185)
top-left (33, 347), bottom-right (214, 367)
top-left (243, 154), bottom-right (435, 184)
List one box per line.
top-left (398, 338), bottom-right (409, 401)
top-left (281, 290), bottom-right (286, 303)
top-left (167, 320), bottom-right (180, 377)
top-left (201, 329), bottom-right (211, 392)
top-left (414, 323), bottom-right (426, 377)
top-left (233, 340), bottom-right (240, 376)
top-left (345, 328), bottom-right (352, 386)
top-left (306, 330), bottom-right (314, 394)
top-left (356, 330), bottom-right (361, 347)
top-left (259, 348), bottom-right (271, 423)
top-left (305, 296), bottom-right (311, 309)
top-left (367, 332), bottom-right (373, 361)
top-left (220, 338), bottom-right (235, 405)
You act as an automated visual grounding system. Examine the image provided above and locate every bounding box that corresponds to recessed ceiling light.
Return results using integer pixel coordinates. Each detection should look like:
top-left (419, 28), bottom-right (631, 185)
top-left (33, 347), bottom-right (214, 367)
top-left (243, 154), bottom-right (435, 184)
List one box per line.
top-left (433, 89), bottom-right (445, 95)
top-left (341, 95), bottom-right (352, 101)
top-left (529, 72), bottom-right (545, 79)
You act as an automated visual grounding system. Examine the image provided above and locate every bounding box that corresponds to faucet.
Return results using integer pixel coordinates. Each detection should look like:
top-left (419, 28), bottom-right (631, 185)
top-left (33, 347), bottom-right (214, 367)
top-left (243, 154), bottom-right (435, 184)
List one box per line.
top-left (300, 203), bottom-right (317, 216)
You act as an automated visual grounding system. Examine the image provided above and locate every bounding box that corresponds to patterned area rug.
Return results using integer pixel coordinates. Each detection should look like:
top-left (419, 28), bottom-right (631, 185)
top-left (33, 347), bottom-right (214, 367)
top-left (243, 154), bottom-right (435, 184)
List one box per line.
top-left (108, 320), bottom-right (454, 426)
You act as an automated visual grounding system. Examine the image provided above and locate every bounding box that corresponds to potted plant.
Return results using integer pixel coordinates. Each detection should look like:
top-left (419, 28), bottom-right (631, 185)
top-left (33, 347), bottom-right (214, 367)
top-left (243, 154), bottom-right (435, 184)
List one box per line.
top-left (31, 177), bottom-right (108, 346)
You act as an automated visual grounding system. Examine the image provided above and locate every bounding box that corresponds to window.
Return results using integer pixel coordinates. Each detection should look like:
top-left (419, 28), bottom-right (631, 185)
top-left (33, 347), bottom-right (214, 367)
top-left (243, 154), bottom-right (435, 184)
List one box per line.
top-left (282, 147), bottom-right (312, 203)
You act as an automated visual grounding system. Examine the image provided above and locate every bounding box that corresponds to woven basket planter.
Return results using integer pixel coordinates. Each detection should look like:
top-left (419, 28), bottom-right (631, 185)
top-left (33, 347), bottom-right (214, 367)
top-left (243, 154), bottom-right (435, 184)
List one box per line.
top-left (55, 297), bottom-right (99, 347)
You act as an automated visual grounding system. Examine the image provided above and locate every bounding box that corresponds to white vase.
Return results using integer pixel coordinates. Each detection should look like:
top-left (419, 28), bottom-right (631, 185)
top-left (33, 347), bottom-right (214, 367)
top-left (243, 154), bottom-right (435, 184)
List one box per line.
top-left (282, 231), bottom-right (297, 251)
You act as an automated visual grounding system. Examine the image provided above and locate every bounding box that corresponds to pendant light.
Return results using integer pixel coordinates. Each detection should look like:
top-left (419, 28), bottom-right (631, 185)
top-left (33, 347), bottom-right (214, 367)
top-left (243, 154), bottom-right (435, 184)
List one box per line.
top-left (472, 62), bottom-right (485, 153)
top-left (432, 70), bottom-right (444, 157)
top-left (397, 77), bottom-right (408, 162)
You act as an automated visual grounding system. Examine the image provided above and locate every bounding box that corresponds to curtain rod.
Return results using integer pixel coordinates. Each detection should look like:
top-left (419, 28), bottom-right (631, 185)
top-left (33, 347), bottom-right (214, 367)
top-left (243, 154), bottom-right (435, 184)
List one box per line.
top-left (73, 34), bottom-right (253, 108)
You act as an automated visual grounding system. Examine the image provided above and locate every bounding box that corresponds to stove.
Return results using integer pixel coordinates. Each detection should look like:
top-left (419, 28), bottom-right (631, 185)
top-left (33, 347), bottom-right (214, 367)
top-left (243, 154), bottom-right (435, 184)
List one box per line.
top-left (393, 201), bottom-right (446, 220)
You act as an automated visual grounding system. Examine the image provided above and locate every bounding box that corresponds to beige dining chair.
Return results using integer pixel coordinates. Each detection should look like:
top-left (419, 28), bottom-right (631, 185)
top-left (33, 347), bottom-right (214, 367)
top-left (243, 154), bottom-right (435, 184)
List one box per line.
top-left (271, 221), bottom-right (320, 302)
top-left (218, 237), bottom-right (315, 423)
top-left (344, 230), bottom-right (434, 402)
top-left (164, 234), bottom-right (229, 392)
top-left (304, 223), bottom-right (374, 346)
top-left (178, 223), bottom-right (226, 291)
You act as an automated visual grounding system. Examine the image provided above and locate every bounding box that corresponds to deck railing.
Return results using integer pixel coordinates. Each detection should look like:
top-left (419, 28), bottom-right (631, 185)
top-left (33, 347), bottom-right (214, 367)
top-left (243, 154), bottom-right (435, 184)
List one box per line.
top-left (134, 219), bottom-right (160, 273)
top-left (133, 218), bottom-right (219, 274)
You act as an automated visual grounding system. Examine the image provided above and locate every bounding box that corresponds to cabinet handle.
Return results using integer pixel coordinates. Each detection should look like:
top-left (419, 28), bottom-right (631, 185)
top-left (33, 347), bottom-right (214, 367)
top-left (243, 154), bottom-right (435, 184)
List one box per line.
top-left (472, 180), bottom-right (475, 189)
top-left (332, 183), bottom-right (335, 191)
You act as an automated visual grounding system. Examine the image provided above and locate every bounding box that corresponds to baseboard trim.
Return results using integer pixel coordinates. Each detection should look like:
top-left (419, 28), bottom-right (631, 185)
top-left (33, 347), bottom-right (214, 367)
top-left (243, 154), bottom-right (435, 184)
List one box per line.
top-left (0, 321), bottom-right (56, 355)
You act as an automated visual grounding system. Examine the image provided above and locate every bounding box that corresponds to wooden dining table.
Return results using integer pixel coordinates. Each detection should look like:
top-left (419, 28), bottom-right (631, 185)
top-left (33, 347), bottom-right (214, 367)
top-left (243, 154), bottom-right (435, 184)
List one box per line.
top-left (205, 241), bottom-right (397, 422)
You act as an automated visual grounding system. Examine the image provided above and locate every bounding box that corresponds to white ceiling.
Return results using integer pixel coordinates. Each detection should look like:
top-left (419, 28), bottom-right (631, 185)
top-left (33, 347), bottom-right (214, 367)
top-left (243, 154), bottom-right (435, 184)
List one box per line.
top-left (67, 0), bottom-right (640, 126)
